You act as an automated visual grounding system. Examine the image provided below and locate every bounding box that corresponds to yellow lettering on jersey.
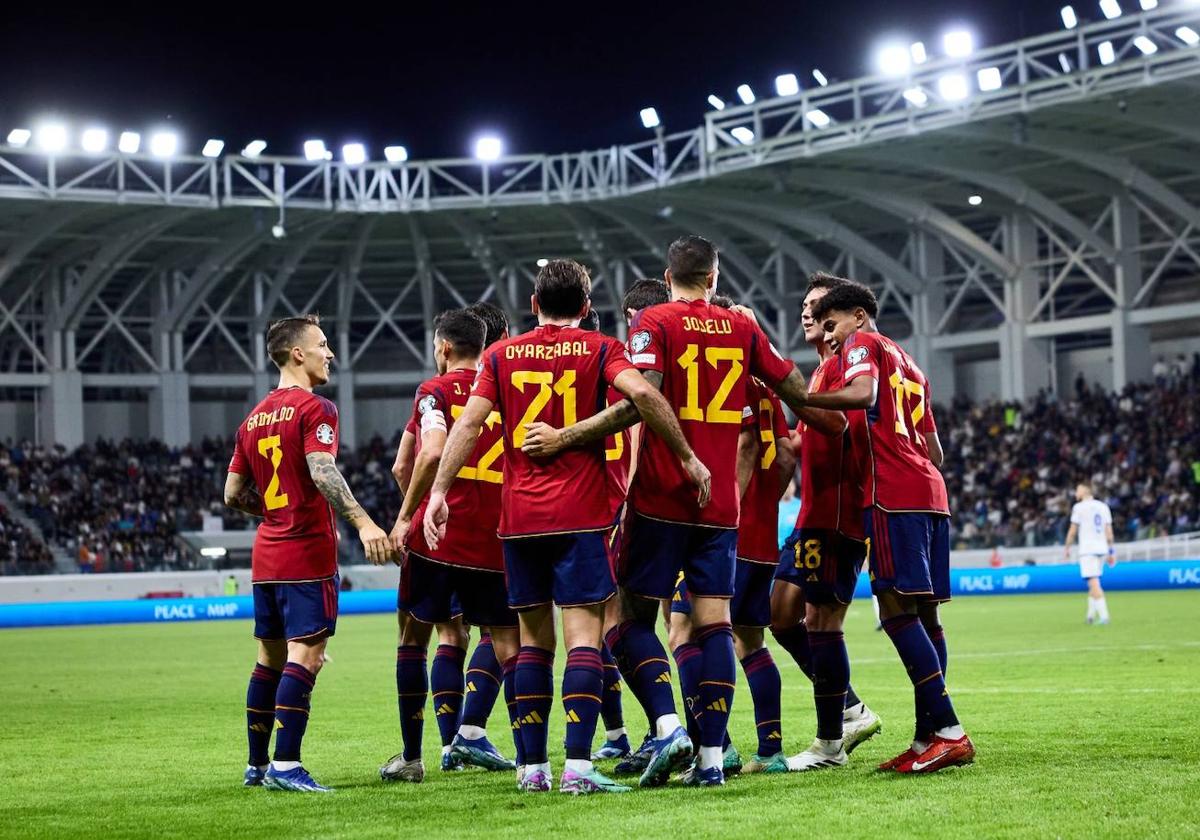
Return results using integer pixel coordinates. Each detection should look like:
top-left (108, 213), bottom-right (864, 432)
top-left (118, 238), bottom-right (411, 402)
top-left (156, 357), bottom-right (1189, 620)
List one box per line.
top-left (245, 405), bottom-right (296, 432)
top-left (681, 316), bottom-right (732, 335)
top-left (504, 341), bottom-right (593, 361)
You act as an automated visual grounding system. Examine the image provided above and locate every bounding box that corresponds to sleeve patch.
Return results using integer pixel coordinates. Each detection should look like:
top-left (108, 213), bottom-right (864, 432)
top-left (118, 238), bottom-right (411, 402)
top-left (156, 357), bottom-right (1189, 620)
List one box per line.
top-left (417, 394), bottom-right (438, 415)
top-left (629, 330), bottom-right (652, 353)
top-left (315, 423), bottom-right (335, 445)
top-left (420, 409), bottom-right (447, 434)
top-left (844, 363), bottom-right (873, 378)
top-left (847, 346), bottom-right (869, 366)
top-left (631, 353), bottom-right (656, 365)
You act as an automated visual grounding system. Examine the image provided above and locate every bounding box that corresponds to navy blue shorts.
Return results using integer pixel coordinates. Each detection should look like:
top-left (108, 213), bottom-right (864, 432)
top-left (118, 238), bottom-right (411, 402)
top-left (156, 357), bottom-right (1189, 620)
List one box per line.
top-left (621, 513), bottom-right (737, 600)
top-left (502, 530), bottom-right (615, 609)
top-left (670, 571), bottom-right (691, 615)
top-left (731, 559), bottom-right (774, 627)
top-left (775, 528), bottom-right (866, 606)
top-left (253, 575), bottom-right (339, 642)
top-left (863, 508), bottom-right (951, 602)
top-left (398, 552), bottom-right (518, 628)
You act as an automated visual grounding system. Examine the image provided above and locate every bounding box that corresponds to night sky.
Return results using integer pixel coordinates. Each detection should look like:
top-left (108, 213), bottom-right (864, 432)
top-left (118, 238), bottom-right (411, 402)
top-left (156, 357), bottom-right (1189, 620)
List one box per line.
top-left (2, 1), bottom-right (1076, 160)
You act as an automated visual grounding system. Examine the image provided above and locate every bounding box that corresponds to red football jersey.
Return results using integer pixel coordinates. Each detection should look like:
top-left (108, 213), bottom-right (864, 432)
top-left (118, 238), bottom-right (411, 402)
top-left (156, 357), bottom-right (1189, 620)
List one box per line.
top-left (841, 330), bottom-right (948, 514)
top-left (405, 368), bottom-right (504, 571)
top-left (472, 324), bottom-right (635, 538)
top-left (228, 387), bottom-right (339, 583)
top-left (604, 385), bottom-right (633, 520)
top-left (795, 355), bottom-right (865, 539)
top-left (626, 299), bottom-right (795, 528)
top-left (737, 380), bottom-right (790, 564)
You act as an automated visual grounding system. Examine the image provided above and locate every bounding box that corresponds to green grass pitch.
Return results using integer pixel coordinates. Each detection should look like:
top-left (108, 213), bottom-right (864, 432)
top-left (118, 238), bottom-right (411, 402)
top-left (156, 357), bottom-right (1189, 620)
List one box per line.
top-left (2, 590), bottom-right (1197, 839)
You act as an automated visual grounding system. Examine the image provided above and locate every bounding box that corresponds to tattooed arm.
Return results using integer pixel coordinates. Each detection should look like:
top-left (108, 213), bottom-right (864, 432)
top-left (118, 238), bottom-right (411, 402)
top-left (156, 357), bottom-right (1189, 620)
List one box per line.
top-left (223, 472), bottom-right (264, 518)
top-left (306, 451), bottom-right (394, 565)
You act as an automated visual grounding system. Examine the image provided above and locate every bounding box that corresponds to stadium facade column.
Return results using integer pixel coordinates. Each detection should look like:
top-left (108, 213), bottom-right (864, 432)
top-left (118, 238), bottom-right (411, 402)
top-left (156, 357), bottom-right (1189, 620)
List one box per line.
top-left (250, 331), bottom-right (271, 407)
top-left (149, 373), bottom-right (191, 448)
top-left (38, 290), bottom-right (85, 448)
top-left (1110, 193), bottom-right (1151, 391)
top-left (999, 213), bottom-right (1052, 401)
top-left (910, 232), bottom-right (956, 400)
top-left (336, 331), bottom-right (357, 451)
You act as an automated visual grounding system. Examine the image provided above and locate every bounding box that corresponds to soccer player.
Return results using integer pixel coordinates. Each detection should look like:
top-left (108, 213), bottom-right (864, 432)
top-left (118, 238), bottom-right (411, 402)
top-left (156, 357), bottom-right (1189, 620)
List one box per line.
top-left (806, 281), bottom-right (975, 773)
top-left (774, 273), bottom-right (881, 771)
top-left (1064, 482), bottom-right (1115, 624)
top-left (380, 308), bottom-right (520, 784)
top-left (422, 259), bottom-right (711, 795)
top-left (224, 314), bottom-right (394, 793)
top-left (523, 236), bottom-right (820, 787)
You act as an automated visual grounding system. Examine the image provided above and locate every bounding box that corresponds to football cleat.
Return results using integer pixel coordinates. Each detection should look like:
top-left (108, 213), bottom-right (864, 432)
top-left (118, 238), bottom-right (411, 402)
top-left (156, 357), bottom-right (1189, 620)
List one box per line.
top-left (614, 732), bottom-right (654, 776)
top-left (900, 734), bottom-right (975, 774)
top-left (450, 734), bottom-right (515, 771)
top-left (681, 764), bottom-right (724, 787)
top-left (518, 768), bottom-right (552, 792)
top-left (380, 754), bottom-right (425, 783)
top-left (264, 765), bottom-right (333, 793)
top-left (639, 726), bottom-right (694, 788)
top-left (787, 739), bottom-right (848, 772)
top-left (441, 750), bottom-right (466, 772)
top-left (842, 704), bottom-right (883, 754)
top-left (560, 768), bottom-right (632, 794)
top-left (878, 747), bottom-right (921, 772)
top-left (243, 765), bottom-right (267, 787)
top-left (741, 752), bottom-right (789, 774)
top-left (592, 734), bottom-right (633, 760)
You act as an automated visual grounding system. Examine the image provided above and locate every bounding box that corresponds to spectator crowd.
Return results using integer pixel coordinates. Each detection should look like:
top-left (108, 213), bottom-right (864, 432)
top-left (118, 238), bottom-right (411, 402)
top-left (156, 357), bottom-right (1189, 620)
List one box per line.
top-left (0, 368), bottom-right (1197, 573)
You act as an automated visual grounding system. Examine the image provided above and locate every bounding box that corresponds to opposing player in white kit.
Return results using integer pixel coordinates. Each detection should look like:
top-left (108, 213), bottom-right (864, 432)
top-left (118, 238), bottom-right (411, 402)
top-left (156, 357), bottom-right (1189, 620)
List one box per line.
top-left (1063, 483), bottom-right (1115, 625)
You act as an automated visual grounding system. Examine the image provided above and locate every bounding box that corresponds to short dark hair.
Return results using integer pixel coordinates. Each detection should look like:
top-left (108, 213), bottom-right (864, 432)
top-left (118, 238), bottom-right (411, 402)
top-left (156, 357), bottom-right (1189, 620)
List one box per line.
top-left (623, 278), bottom-right (669, 313)
top-left (534, 259), bottom-right (591, 319)
top-left (467, 301), bottom-right (508, 347)
top-left (266, 314), bottom-right (321, 368)
top-left (433, 308), bottom-right (486, 359)
top-left (810, 281), bottom-right (879, 321)
top-left (806, 271), bottom-right (851, 295)
top-left (709, 293), bottom-right (735, 309)
top-left (580, 309), bottom-right (601, 332)
top-left (668, 235), bottom-right (718, 287)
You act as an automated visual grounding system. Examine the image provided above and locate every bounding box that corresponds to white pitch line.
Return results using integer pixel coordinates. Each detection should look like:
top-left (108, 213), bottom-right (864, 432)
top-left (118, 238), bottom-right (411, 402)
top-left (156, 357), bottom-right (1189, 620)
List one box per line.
top-left (839, 640), bottom-right (1200, 667)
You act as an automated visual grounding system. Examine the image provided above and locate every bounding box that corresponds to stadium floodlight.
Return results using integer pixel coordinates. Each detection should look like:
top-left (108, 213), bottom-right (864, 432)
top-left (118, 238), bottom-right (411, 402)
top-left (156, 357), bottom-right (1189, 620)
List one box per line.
top-left (937, 73), bottom-right (970, 102)
top-left (903, 87), bottom-right (929, 107)
top-left (1061, 6), bottom-right (1078, 28)
top-left (201, 139), bottom-right (224, 158)
top-left (1059, 52), bottom-right (1073, 72)
top-left (1177, 26), bottom-right (1200, 46)
top-left (474, 136), bottom-right (503, 161)
top-left (536, 258), bottom-right (549, 267)
top-left (384, 145), bottom-right (408, 162)
top-left (242, 139), bottom-right (267, 157)
top-left (968, 194), bottom-right (983, 206)
top-left (303, 139), bottom-right (328, 161)
top-left (736, 84), bottom-right (756, 104)
top-left (640, 107), bottom-right (660, 129)
top-left (775, 73), bottom-right (800, 97)
top-left (342, 143), bottom-right (367, 165)
top-left (1098, 40), bottom-right (1116, 64)
top-left (200, 547), bottom-right (227, 558)
top-left (943, 30), bottom-right (974, 58)
top-left (910, 41), bottom-right (928, 64)
top-left (812, 68), bottom-right (829, 86)
top-left (149, 131), bottom-right (178, 158)
top-left (1139, 0), bottom-right (1156, 9)
top-left (806, 109), bottom-right (831, 128)
top-left (977, 66), bottom-right (1003, 91)
top-left (81, 127), bottom-right (108, 154)
top-left (1099, 0), bottom-right (1121, 20)
top-left (35, 123), bottom-right (69, 153)
top-left (1133, 36), bottom-right (1157, 55)
top-left (6, 128), bottom-right (31, 147)
top-left (118, 131), bottom-right (140, 153)
top-left (876, 45), bottom-right (911, 76)
top-left (707, 94), bottom-right (726, 110)
top-left (730, 126), bottom-right (755, 144)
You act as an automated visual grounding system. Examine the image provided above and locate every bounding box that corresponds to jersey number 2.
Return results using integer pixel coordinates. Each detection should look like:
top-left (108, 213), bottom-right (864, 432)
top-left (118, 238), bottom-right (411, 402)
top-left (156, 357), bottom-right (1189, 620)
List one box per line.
top-left (511, 371), bottom-right (577, 447)
top-left (677, 345), bottom-right (744, 424)
top-left (256, 435), bottom-right (290, 510)
top-left (887, 371), bottom-right (926, 439)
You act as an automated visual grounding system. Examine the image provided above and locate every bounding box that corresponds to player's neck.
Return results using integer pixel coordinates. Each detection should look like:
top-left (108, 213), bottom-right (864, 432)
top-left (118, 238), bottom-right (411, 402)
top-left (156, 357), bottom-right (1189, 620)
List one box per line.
top-left (671, 286), bottom-right (707, 303)
top-left (277, 369), bottom-right (315, 392)
top-left (536, 315), bottom-right (579, 328)
top-left (445, 358), bottom-right (479, 374)
top-left (813, 342), bottom-right (833, 361)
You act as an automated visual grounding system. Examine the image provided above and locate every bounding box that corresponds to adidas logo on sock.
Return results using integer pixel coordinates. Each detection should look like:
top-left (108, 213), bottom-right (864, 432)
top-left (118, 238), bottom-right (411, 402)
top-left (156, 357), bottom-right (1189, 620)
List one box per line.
top-left (655, 672), bottom-right (672, 684)
top-left (249, 723), bottom-right (271, 733)
top-left (466, 682), bottom-right (476, 693)
top-left (706, 697), bottom-right (728, 713)
top-left (767, 730), bottom-right (782, 740)
top-left (565, 710), bottom-right (581, 723)
top-left (436, 704), bottom-right (456, 715)
top-left (520, 711), bottom-right (544, 725)
top-left (413, 710), bottom-right (424, 721)
top-left (511, 719), bottom-right (521, 730)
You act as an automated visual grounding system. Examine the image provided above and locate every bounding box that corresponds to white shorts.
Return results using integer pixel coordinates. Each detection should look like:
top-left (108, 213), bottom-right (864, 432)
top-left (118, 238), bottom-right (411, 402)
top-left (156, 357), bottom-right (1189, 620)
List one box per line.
top-left (1079, 555), bottom-right (1105, 579)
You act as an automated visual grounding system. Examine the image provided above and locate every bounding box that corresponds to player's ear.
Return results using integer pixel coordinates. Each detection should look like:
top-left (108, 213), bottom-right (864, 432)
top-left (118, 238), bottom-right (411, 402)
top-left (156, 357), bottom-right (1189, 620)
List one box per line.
top-left (530, 294), bottom-right (539, 317)
top-left (663, 268), bottom-right (673, 289)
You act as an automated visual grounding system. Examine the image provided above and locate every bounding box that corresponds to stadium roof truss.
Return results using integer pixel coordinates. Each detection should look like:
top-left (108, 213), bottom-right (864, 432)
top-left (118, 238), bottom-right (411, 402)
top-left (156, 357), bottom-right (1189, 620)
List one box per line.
top-left (0, 5), bottom-right (1198, 447)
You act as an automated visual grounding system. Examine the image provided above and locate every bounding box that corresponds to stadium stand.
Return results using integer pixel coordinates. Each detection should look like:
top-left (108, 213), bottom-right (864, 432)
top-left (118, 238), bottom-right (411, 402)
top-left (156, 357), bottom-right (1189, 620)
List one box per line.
top-left (1, 372), bottom-right (1197, 572)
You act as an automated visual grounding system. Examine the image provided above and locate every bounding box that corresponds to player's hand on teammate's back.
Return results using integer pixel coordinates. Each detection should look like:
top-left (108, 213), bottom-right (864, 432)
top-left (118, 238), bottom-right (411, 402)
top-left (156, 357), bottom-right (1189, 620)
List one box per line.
top-left (422, 491), bottom-right (449, 551)
top-left (359, 521), bottom-right (394, 565)
top-left (519, 421), bottom-right (563, 457)
top-left (682, 455), bottom-right (712, 508)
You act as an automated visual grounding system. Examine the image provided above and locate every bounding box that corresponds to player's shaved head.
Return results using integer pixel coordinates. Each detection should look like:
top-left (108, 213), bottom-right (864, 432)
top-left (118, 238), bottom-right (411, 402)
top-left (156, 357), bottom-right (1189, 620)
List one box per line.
top-left (267, 314), bottom-right (321, 368)
top-left (467, 301), bottom-right (509, 347)
top-left (623, 278), bottom-right (669, 314)
top-left (667, 235), bottom-right (718, 288)
top-left (534, 259), bottom-right (591, 319)
top-left (434, 308), bottom-right (486, 360)
top-left (810, 280), bottom-right (879, 321)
